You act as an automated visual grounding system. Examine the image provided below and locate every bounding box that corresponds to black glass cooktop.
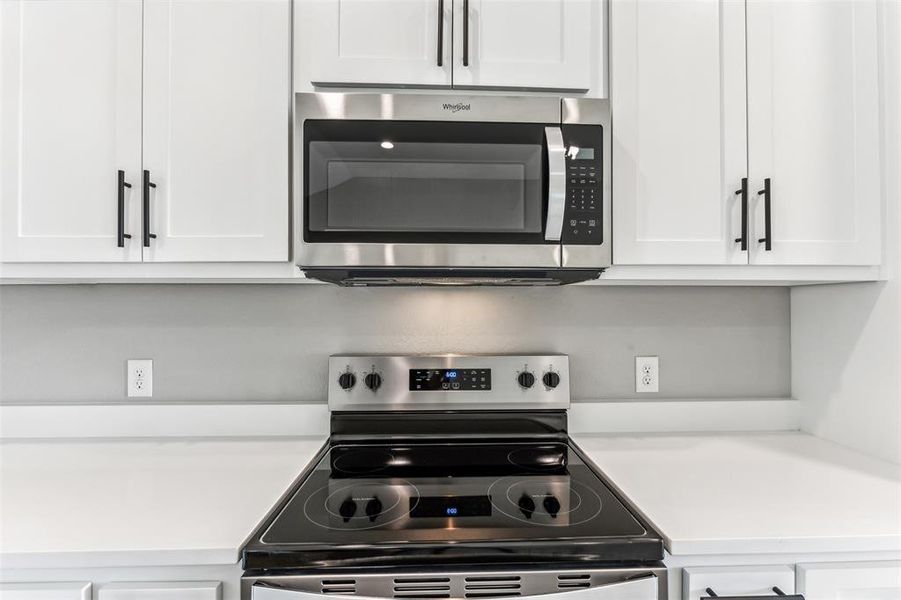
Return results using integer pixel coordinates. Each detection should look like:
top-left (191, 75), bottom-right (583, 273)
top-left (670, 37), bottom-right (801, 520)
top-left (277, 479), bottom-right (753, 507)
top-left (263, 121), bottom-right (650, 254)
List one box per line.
top-left (243, 441), bottom-right (663, 570)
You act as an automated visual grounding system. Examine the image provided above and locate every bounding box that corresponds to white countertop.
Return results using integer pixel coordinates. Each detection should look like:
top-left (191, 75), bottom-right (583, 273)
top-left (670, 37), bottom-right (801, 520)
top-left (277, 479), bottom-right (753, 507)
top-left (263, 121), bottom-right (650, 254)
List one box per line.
top-left (3, 430), bottom-right (899, 570)
top-left (0, 436), bottom-right (326, 569)
top-left (572, 431), bottom-right (901, 556)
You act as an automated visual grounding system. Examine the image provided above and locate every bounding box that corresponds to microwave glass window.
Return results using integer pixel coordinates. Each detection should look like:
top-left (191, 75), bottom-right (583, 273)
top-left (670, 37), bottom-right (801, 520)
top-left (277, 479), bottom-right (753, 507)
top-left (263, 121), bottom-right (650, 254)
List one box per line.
top-left (308, 141), bottom-right (541, 233)
top-left (304, 120), bottom-right (549, 241)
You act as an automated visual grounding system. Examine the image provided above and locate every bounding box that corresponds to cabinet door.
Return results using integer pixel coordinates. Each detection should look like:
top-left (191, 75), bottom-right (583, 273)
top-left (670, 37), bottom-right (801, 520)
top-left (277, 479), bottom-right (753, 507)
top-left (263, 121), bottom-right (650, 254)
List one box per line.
top-left (97, 582), bottom-right (221, 600)
top-left (683, 566), bottom-right (796, 600)
top-left (747, 0), bottom-right (882, 265)
top-left (0, 0), bottom-right (142, 263)
top-left (452, 0), bottom-right (595, 91)
top-left (797, 562), bottom-right (901, 599)
top-left (295, 0), bottom-right (452, 89)
top-left (142, 0), bottom-right (289, 262)
top-left (611, 0), bottom-right (748, 265)
top-left (0, 583), bottom-right (91, 600)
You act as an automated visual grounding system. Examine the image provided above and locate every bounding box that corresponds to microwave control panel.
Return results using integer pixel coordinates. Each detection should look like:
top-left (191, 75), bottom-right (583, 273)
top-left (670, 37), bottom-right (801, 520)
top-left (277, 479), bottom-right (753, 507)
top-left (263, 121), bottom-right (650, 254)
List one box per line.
top-left (561, 124), bottom-right (603, 245)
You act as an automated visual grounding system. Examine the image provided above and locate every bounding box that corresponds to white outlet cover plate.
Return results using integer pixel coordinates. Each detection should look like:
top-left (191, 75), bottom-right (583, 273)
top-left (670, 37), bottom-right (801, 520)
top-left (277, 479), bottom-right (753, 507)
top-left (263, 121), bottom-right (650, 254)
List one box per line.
top-left (635, 356), bottom-right (659, 393)
top-left (127, 359), bottom-right (153, 398)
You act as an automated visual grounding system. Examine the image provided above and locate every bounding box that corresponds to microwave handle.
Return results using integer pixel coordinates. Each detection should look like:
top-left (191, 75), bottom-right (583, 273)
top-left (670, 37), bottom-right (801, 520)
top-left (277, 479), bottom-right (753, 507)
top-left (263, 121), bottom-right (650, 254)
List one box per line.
top-left (544, 126), bottom-right (566, 242)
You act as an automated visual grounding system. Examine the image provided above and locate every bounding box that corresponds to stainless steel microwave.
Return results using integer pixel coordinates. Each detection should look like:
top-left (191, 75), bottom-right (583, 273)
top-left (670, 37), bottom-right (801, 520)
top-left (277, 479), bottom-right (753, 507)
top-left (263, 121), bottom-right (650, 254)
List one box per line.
top-left (295, 93), bottom-right (611, 286)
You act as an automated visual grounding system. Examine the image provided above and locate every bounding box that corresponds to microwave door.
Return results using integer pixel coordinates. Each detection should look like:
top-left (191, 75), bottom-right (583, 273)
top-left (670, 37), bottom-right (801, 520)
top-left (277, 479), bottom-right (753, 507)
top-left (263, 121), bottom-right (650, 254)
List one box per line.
top-left (298, 118), bottom-right (563, 270)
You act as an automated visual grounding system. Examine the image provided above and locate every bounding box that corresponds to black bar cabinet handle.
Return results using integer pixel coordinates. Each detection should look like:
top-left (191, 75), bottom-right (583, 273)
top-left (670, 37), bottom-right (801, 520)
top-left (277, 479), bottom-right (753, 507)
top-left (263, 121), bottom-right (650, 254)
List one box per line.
top-left (117, 170), bottom-right (132, 247)
top-left (701, 586), bottom-right (804, 600)
top-left (436, 0), bottom-right (444, 67)
top-left (462, 0), bottom-right (469, 66)
top-left (757, 177), bottom-right (772, 251)
top-left (734, 177), bottom-right (748, 251)
top-left (142, 169), bottom-right (157, 247)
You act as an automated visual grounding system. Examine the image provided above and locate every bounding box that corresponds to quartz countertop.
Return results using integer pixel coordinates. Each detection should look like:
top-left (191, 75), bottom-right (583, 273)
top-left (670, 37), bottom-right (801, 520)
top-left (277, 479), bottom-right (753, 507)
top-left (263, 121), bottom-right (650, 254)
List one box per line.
top-left (0, 437), bottom-right (326, 569)
top-left (571, 431), bottom-right (901, 556)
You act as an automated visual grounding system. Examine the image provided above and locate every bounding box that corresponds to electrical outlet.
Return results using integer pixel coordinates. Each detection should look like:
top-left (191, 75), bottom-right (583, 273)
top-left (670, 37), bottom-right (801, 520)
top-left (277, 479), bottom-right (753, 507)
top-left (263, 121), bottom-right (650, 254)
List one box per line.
top-left (127, 359), bottom-right (153, 397)
top-left (635, 356), bottom-right (659, 393)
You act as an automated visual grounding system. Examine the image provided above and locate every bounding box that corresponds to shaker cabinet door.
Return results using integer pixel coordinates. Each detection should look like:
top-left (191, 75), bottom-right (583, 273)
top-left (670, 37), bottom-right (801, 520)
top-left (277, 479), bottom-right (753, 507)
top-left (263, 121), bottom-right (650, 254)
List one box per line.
top-left (0, 0), bottom-right (142, 263)
top-left (611, 0), bottom-right (748, 265)
top-left (452, 0), bottom-right (596, 91)
top-left (747, 0), bottom-right (882, 266)
top-left (797, 562), bottom-right (901, 599)
top-left (294, 0), bottom-right (452, 89)
top-left (142, 0), bottom-right (290, 262)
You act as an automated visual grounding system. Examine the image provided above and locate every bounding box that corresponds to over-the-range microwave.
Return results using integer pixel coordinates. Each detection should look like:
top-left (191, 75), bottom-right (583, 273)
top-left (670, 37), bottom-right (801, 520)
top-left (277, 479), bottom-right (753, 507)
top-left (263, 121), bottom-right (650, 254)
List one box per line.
top-left (295, 93), bottom-right (610, 286)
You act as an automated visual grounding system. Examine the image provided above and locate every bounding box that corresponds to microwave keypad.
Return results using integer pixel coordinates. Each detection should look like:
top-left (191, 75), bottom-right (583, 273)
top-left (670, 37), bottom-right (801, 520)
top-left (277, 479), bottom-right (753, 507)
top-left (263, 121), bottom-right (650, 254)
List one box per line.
top-left (561, 123), bottom-right (603, 245)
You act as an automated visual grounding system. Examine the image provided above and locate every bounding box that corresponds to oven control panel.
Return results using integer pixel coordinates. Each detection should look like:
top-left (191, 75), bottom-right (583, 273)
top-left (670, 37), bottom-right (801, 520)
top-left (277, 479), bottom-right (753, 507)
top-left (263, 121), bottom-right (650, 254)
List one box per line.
top-left (329, 354), bottom-right (570, 412)
top-left (562, 124), bottom-right (604, 245)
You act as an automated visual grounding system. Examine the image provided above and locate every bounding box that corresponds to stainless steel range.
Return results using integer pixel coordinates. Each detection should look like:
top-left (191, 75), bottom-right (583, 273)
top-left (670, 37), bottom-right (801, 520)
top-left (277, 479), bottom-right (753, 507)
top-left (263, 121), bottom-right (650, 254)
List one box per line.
top-left (242, 355), bottom-right (666, 600)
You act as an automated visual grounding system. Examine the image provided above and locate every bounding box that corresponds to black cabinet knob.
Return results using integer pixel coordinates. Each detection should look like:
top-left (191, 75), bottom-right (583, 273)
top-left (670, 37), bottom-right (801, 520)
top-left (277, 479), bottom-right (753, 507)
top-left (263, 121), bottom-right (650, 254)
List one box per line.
top-left (517, 371), bottom-right (535, 389)
top-left (542, 372), bottom-right (561, 389)
top-left (543, 495), bottom-right (561, 518)
top-left (365, 497), bottom-right (383, 522)
top-left (518, 493), bottom-right (536, 519)
top-left (339, 498), bottom-right (357, 522)
top-left (364, 372), bottom-right (382, 391)
top-left (338, 372), bottom-right (356, 390)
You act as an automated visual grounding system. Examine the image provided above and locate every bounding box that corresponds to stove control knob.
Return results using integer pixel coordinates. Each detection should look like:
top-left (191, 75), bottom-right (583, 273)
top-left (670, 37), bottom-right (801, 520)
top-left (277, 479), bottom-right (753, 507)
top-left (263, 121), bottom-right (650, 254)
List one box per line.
top-left (339, 498), bottom-right (357, 522)
top-left (338, 372), bottom-right (356, 391)
top-left (364, 372), bottom-right (382, 391)
top-left (518, 493), bottom-right (536, 519)
top-left (542, 371), bottom-right (561, 389)
top-left (366, 497), bottom-right (383, 522)
top-left (517, 371), bottom-right (535, 389)
top-left (543, 495), bottom-right (561, 518)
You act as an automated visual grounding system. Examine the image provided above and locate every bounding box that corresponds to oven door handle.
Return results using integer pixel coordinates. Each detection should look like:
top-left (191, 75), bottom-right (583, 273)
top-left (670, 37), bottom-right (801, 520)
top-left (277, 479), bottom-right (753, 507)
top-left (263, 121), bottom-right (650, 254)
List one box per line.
top-left (252, 575), bottom-right (658, 600)
top-left (544, 126), bottom-right (566, 242)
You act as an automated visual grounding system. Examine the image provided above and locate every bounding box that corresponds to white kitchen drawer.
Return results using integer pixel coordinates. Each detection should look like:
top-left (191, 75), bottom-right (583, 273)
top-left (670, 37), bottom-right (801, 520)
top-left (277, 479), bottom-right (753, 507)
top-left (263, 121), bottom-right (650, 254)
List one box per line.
top-left (682, 566), bottom-right (795, 600)
top-left (0, 582), bottom-right (91, 600)
top-left (96, 582), bottom-right (221, 600)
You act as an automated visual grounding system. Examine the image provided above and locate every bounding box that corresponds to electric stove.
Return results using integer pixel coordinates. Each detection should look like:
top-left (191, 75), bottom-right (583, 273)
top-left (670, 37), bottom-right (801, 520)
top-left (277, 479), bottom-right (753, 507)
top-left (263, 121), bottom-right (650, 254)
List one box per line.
top-left (242, 355), bottom-right (666, 600)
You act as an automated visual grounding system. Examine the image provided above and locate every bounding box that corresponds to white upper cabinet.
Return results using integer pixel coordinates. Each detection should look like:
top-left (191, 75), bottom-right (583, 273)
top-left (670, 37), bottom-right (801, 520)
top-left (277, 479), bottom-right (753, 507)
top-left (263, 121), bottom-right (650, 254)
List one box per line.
top-left (295, 0), bottom-right (452, 88)
top-left (294, 0), bottom-right (602, 94)
top-left (747, 0), bottom-right (882, 266)
top-left (611, 0), bottom-right (748, 265)
top-left (452, 0), bottom-right (595, 91)
top-left (797, 562), bottom-right (901, 600)
top-left (142, 0), bottom-right (290, 262)
top-left (0, 0), bottom-right (143, 263)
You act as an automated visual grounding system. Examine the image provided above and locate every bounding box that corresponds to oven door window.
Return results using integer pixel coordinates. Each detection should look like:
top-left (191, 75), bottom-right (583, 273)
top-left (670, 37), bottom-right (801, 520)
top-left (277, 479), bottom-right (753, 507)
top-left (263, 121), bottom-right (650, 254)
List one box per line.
top-left (304, 121), bottom-right (550, 244)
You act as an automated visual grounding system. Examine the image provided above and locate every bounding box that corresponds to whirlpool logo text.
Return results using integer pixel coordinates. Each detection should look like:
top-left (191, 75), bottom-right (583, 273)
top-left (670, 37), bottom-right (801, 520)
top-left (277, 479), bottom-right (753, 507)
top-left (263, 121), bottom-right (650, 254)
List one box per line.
top-left (442, 102), bottom-right (471, 113)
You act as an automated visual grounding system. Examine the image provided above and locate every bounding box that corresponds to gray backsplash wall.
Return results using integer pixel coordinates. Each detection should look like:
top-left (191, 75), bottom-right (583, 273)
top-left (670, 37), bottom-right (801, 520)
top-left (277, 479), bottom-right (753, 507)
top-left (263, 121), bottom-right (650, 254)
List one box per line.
top-left (0, 285), bottom-right (790, 403)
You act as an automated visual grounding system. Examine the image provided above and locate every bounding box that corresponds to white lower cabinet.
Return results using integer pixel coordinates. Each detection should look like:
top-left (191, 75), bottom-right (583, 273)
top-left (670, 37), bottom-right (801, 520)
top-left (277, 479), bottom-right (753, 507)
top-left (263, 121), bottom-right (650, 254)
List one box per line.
top-left (682, 566), bottom-right (795, 600)
top-left (96, 582), bottom-right (221, 600)
top-left (796, 561), bottom-right (901, 600)
top-left (0, 583), bottom-right (91, 600)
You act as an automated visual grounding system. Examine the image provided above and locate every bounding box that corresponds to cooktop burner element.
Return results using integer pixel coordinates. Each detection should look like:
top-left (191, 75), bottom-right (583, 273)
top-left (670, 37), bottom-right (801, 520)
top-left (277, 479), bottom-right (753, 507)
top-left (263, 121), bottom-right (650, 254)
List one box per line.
top-left (507, 444), bottom-right (568, 470)
top-left (331, 448), bottom-right (396, 475)
top-left (242, 354), bottom-right (664, 574)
